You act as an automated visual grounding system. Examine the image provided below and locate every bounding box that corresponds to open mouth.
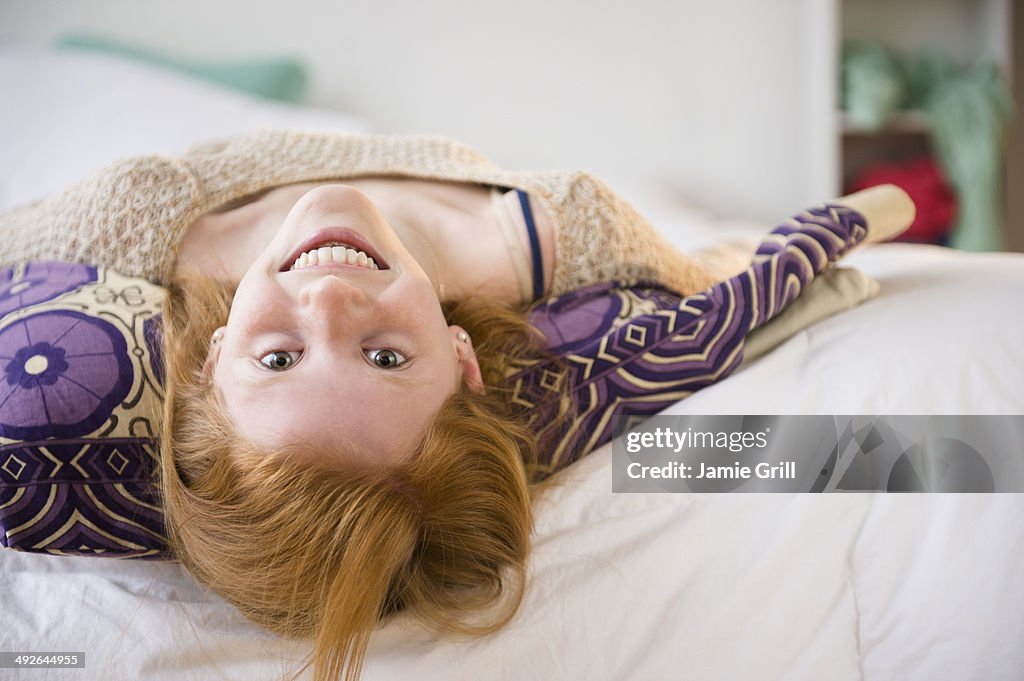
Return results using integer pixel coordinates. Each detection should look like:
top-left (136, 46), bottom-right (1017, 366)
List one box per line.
top-left (280, 227), bottom-right (390, 272)
top-left (290, 243), bottom-right (379, 271)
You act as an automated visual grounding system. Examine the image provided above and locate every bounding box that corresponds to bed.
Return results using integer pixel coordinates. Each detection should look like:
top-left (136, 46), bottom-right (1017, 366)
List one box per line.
top-left (2, 46), bottom-right (1023, 681)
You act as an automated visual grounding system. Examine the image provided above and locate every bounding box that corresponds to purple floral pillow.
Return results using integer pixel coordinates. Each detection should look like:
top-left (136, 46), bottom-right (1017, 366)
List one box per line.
top-left (0, 262), bottom-right (168, 559)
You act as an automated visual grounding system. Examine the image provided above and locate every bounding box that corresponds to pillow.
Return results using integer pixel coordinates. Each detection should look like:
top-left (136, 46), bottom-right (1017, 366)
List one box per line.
top-left (0, 46), bottom-right (372, 213)
top-left (741, 266), bottom-right (880, 365)
top-left (56, 33), bottom-right (309, 103)
top-left (0, 262), bottom-right (168, 559)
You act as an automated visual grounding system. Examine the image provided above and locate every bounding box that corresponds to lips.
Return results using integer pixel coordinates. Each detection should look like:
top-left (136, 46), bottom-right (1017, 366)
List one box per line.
top-left (280, 227), bottom-right (390, 272)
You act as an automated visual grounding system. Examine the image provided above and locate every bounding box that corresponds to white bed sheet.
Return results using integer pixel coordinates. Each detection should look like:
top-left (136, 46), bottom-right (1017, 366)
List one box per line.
top-left (4, 454), bottom-right (1022, 681)
top-left (1, 46), bottom-right (1023, 681)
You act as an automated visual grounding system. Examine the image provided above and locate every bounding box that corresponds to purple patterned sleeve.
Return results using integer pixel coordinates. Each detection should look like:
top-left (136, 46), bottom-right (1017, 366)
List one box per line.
top-left (743, 204), bottom-right (869, 328)
top-left (514, 204), bottom-right (868, 478)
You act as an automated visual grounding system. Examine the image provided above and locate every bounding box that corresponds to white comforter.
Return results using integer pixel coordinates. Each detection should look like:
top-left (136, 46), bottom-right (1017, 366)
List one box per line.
top-left (2, 47), bottom-right (1022, 681)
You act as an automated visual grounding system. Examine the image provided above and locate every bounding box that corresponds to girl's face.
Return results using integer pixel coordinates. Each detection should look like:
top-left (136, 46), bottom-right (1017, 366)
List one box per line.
top-left (207, 184), bottom-right (483, 470)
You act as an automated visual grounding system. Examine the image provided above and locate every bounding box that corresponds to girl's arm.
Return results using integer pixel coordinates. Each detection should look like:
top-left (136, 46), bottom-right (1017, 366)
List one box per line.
top-left (518, 186), bottom-right (913, 478)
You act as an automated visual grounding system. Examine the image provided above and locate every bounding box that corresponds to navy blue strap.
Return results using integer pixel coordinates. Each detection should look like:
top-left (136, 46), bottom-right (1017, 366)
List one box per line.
top-left (515, 189), bottom-right (545, 300)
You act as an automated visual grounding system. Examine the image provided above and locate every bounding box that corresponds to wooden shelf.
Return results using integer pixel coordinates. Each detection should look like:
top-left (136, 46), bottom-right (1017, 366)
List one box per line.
top-left (839, 110), bottom-right (932, 136)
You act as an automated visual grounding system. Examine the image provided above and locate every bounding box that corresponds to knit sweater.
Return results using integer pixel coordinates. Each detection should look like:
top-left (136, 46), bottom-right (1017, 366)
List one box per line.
top-left (0, 130), bottom-right (718, 296)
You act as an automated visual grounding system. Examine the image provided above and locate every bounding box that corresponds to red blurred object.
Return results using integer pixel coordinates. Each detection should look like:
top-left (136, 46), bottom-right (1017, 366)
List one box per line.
top-left (848, 157), bottom-right (957, 243)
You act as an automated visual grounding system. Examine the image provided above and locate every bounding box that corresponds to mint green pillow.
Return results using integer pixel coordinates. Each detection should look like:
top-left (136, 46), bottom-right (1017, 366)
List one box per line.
top-left (55, 33), bottom-right (308, 103)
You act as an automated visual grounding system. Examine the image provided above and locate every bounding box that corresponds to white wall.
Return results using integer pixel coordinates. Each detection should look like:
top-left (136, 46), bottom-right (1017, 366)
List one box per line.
top-left (0, 0), bottom-right (834, 222)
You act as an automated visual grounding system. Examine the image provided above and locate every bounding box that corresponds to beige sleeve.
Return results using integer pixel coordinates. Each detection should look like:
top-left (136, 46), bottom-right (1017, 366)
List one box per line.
top-left (740, 266), bottom-right (880, 366)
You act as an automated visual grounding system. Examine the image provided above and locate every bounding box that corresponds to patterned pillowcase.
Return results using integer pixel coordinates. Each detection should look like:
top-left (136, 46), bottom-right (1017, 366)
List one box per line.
top-left (0, 261), bottom-right (168, 559)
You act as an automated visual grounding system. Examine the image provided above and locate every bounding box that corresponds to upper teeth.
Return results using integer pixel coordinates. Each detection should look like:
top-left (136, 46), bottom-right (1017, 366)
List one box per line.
top-left (290, 244), bottom-right (379, 271)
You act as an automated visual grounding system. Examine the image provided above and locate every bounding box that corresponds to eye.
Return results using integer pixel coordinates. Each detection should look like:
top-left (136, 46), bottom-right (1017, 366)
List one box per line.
top-left (259, 350), bottom-right (300, 371)
top-left (365, 348), bottom-right (408, 369)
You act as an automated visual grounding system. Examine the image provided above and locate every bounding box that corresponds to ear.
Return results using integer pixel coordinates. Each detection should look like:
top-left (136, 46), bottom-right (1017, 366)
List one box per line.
top-left (199, 326), bottom-right (226, 388)
top-left (449, 325), bottom-right (485, 395)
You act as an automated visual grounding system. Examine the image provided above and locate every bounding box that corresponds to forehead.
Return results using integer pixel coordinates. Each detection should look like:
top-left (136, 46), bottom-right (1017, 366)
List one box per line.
top-left (215, 353), bottom-right (457, 470)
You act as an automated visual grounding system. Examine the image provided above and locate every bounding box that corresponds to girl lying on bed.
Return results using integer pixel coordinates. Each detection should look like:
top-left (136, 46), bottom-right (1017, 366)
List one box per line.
top-left (0, 130), bottom-right (913, 681)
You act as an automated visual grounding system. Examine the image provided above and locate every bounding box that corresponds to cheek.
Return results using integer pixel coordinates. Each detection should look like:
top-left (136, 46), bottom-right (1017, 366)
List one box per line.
top-left (228, 274), bottom-right (287, 329)
top-left (225, 293), bottom-right (263, 334)
top-left (380, 276), bottom-right (443, 321)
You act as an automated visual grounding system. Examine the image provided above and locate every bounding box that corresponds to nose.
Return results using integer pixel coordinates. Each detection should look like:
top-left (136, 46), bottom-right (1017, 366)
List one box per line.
top-left (297, 274), bottom-right (369, 336)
